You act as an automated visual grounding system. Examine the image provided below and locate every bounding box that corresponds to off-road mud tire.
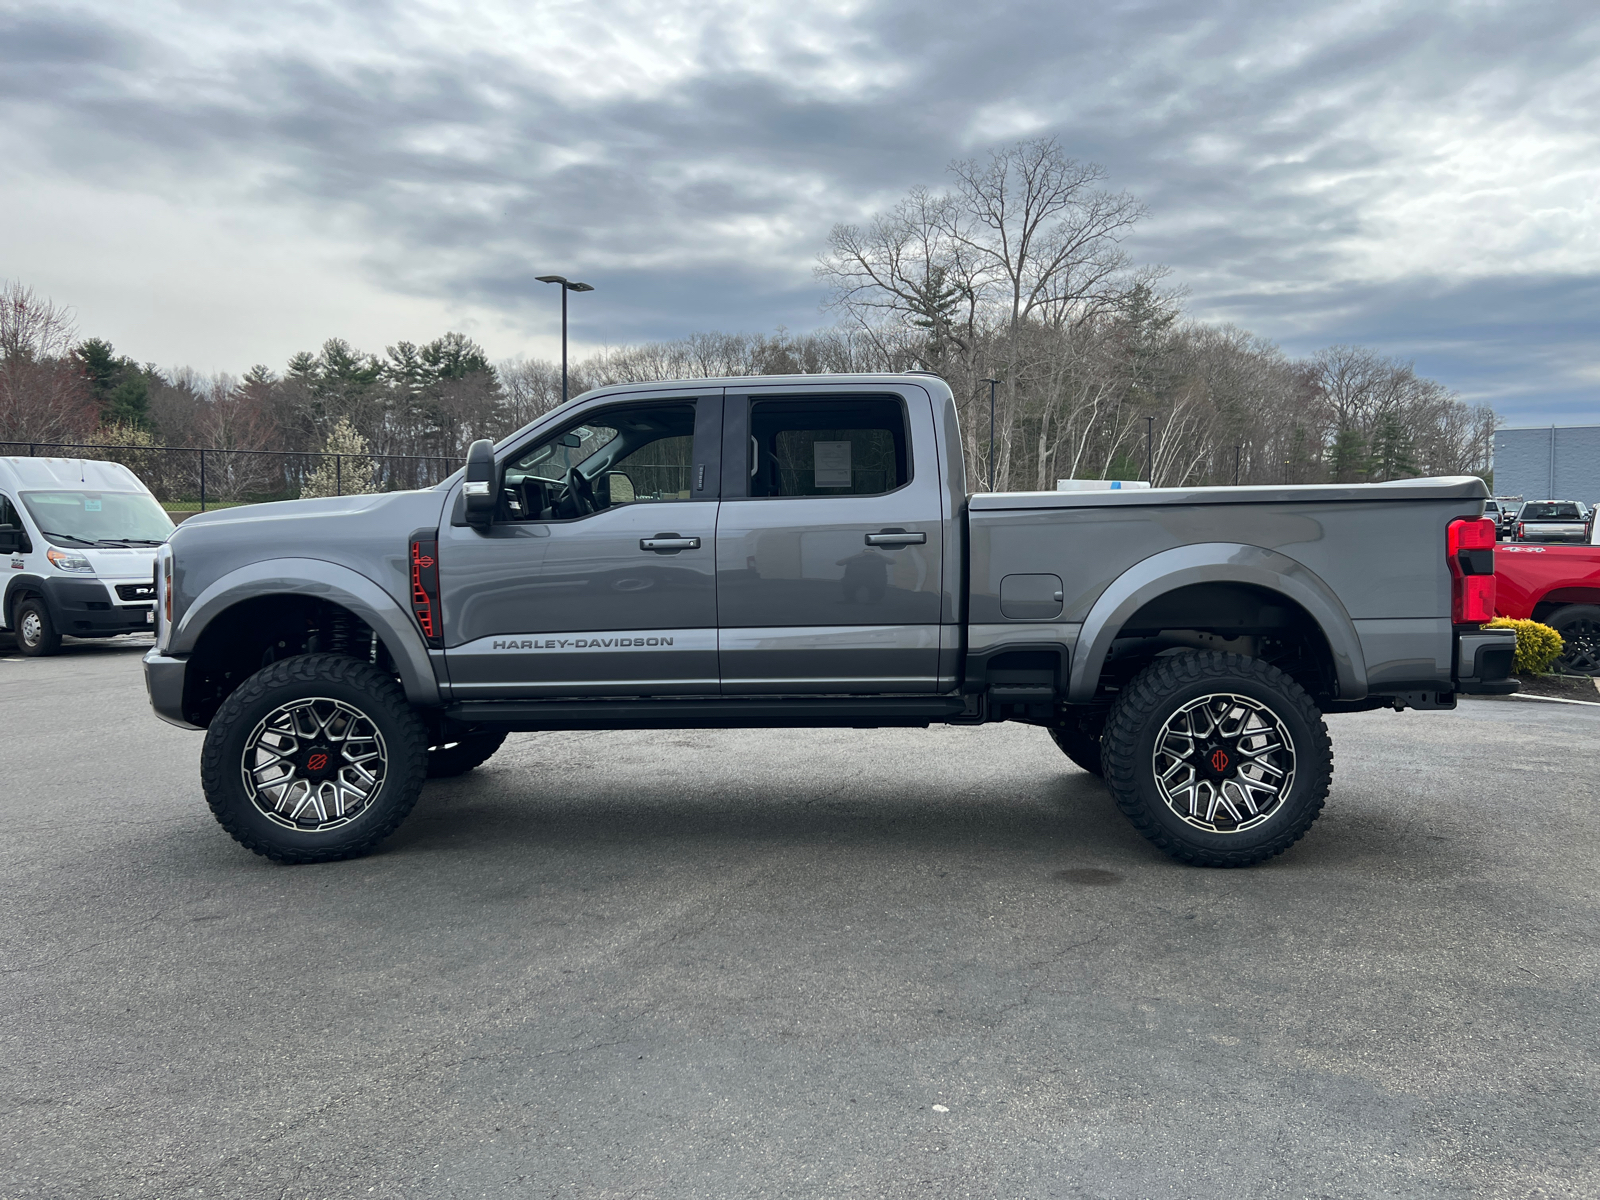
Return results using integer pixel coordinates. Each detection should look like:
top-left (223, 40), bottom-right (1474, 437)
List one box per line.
top-left (200, 654), bottom-right (429, 863)
top-left (1101, 651), bottom-right (1333, 868)
top-left (427, 731), bottom-right (508, 778)
top-left (1049, 709), bottom-right (1107, 776)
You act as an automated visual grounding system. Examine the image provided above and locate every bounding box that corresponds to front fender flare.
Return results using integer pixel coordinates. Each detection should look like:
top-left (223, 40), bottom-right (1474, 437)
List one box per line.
top-left (171, 557), bottom-right (441, 707)
top-left (1066, 542), bottom-right (1367, 703)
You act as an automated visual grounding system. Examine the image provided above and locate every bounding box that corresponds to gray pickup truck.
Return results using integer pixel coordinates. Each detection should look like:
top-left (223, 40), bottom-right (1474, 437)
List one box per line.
top-left (143, 373), bottom-right (1515, 868)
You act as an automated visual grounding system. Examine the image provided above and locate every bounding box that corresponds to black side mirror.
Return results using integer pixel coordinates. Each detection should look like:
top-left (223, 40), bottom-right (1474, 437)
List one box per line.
top-left (463, 439), bottom-right (498, 528)
top-left (0, 528), bottom-right (21, 554)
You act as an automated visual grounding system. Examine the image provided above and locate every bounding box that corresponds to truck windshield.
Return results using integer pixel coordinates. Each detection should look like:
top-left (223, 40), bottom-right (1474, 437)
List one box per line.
top-left (1521, 503), bottom-right (1581, 520)
top-left (20, 490), bottom-right (174, 547)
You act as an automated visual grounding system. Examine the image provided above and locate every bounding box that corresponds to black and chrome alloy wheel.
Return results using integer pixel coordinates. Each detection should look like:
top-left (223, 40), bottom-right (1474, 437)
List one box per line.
top-left (242, 697), bottom-right (388, 831)
top-left (1102, 651), bottom-right (1332, 867)
top-left (1152, 693), bottom-right (1296, 834)
top-left (201, 654), bottom-right (429, 863)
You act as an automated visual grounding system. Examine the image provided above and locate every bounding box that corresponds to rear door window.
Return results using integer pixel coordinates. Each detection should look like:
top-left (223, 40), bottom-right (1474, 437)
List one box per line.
top-left (745, 397), bottom-right (909, 498)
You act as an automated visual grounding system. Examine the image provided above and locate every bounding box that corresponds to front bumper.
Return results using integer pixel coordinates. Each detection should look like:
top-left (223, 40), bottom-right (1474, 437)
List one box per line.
top-left (41, 577), bottom-right (155, 637)
top-left (1455, 627), bottom-right (1518, 695)
top-left (143, 648), bottom-right (200, 730)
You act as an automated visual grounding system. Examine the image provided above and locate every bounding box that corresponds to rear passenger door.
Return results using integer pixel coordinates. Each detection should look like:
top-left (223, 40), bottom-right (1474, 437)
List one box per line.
top-left (714, 388), bottom-right (946, 693)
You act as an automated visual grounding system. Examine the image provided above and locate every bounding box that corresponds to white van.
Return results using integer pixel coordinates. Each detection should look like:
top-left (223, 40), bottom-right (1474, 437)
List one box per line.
top-left (0, 457), bottom-right (176, 656)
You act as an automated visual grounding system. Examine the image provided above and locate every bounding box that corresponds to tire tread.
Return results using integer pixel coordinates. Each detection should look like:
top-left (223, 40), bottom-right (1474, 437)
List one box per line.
top-left (1101, 651), bottom-right (1332, 868)
top-left (200, 654), bottom-right (429, 864)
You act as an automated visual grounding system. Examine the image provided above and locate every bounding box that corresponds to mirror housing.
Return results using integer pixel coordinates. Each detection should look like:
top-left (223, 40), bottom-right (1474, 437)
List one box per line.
top-left (463, 439), bottom-right (498, 528)
top-left (0, 528), bottom-right (20, 554)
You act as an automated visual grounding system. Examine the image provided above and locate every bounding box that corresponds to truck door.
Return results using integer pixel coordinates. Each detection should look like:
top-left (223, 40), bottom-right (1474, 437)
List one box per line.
top-left (715, 388), bottom-right (945, 693)
top-left (440, 394), bottom-right (722, 697)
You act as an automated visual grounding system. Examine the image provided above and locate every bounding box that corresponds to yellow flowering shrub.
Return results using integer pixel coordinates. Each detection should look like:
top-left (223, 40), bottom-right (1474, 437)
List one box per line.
top-left (1486, 617), bottom-right (1565, 675)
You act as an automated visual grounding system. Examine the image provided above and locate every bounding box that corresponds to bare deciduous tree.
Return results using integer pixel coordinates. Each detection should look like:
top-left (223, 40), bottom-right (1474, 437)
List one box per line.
top-left (0, 281), bottom-right (95, 444)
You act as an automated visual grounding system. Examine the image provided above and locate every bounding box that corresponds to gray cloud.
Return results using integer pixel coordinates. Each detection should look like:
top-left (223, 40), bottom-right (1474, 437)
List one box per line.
top-left (2, 0), bottom-right (1597, 421)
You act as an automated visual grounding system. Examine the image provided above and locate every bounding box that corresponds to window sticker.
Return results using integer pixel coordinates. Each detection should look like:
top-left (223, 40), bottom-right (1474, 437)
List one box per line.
top-left (813, 441), bottom-right (852, 488)
top-left (84, 499), bottom-right (102, 511)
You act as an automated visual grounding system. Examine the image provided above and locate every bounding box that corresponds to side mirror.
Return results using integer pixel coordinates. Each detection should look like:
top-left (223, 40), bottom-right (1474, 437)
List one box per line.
top-left (605, 471), bottom-right (636, 504)
top-left (463, 439), bottom-right (498, 528)
top-left (0, 529), bottom-right (19, 554)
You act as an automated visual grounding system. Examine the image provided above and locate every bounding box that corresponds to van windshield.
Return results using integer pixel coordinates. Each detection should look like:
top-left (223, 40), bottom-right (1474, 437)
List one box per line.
top-left (20, 491), bottom-right (174, 547)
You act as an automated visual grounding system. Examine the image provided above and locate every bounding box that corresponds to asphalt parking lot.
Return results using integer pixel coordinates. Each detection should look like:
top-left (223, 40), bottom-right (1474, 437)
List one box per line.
top-left (3, 636), bottom-right (1598, 1199)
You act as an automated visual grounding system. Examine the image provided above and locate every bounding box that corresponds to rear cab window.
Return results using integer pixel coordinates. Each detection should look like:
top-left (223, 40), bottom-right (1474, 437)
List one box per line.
top-left (1521, 503), bottom-right (1581, 521)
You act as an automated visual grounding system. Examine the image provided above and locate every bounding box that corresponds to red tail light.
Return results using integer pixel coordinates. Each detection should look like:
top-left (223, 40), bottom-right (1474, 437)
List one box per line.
top-left (410, 535), bottom-right (442, 647)
top-left (1447, 516), bottom-right (1496, 624)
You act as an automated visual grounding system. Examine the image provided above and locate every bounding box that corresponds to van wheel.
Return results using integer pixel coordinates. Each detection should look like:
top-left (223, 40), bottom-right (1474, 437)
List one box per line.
top-left (428, 731), bottom-right (508, 777)
top-left (14, 597), bottom-right (61, 656)
top-left (1101, 651), bottom-right (1332, 868)
top-left (200, 654), bottom-right (429, 864)
top-left (1049, 710), bottom-right (1106, 776)
top-left (1549, 605), bottom-right (1600, 675)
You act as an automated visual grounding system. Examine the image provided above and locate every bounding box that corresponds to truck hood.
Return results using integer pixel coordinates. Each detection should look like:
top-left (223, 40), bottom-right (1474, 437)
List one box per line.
top-left (73, 545), bottom-right (160, 580)
top-left (175, 490), bottom-right (438, 529)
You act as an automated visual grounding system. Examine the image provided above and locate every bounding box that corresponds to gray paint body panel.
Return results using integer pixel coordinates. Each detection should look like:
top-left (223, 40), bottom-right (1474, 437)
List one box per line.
top-left (171, 557), bottom-right (442, 706)
top-left (969, 484), bottom-right (1488, 702)
top-left (714, 382), bottom-right (946, 693)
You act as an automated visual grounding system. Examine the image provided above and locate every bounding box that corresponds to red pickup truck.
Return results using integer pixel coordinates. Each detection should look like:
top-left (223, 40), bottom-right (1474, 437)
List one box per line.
top-left (1496, 542), bottom-right (1600, 674)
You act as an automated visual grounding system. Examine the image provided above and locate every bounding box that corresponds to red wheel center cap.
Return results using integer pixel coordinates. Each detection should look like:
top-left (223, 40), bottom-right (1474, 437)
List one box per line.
top-left (300, 747), bottom-right (336, 779)
top-left (1210, 748), bottom-right (1230, 773)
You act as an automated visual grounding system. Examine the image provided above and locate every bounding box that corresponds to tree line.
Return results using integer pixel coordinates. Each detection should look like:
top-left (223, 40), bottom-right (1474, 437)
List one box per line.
top-left (1, 138), bottom-right (1495, 500)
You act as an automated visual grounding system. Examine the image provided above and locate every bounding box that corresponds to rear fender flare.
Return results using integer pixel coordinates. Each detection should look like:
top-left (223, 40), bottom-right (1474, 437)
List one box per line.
top-left (1066, 542), bottom-right (1367, 703)
top-left (171, 558), bottom-right (440, 707)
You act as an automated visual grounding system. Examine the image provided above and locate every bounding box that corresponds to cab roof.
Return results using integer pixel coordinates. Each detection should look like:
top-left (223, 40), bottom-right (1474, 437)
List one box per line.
top-left (0, 456), bottom-right (150, 492)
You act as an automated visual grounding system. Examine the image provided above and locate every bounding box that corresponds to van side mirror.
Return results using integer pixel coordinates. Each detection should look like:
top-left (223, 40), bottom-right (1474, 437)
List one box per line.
top-left (0, 528), bottom-right (21, 554)
top-left (463, 439), bottom-right (498, 528)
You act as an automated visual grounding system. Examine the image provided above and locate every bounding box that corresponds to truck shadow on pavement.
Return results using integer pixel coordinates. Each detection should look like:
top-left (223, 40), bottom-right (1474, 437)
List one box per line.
top-left (389, 767), bottom-right (1160, 865)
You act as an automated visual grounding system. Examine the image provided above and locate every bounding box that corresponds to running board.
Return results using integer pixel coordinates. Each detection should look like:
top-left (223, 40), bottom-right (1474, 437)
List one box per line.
top-left (444, 695), bottom-right (970, 732)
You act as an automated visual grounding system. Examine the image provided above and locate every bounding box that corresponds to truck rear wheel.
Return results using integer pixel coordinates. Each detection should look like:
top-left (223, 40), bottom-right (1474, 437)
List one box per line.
top-left (14, 597), bottom-right (61, 657)
top-left (427, 731), bottom-right (508, 777)
top-left (1548, 605), bottom-right (1600, 676)
top-left (1101, 651), bottom-right (1332, 868)
top-left (200, 654), bottom-right (429, 864)
top-left (1049, 710), bottom-right (1106, 776)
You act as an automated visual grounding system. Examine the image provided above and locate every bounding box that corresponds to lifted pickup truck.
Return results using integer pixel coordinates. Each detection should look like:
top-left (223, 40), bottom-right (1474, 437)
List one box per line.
top-left (143, 373), bottom-right (1516, 868)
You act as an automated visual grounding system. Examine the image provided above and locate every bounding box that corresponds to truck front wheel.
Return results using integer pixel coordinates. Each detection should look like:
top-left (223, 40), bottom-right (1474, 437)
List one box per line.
top-left (200, 654), bottom-right (430, 863)
top-left (427, 731), bottom-right (508, 778)
top-left (14, 597), bottom-right (61, 657)
top-left (1101, 651), bottom-right (1332, 868)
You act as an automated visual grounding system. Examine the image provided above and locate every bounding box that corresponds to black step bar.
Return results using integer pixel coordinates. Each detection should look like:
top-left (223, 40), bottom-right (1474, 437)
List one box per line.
top-left (444, 695), bottom-right (971, 732)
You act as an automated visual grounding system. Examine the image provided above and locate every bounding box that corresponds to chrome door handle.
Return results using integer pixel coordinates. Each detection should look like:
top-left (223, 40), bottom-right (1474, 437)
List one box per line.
top-left (640, 536), bottom-right (701, 551)
top-left (865, 531), bottom-right (926, 547)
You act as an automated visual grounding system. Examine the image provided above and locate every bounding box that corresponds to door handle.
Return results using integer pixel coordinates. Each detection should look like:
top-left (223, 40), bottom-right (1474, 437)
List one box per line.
top-left (641, 536), bottom-right (701, 552)
top-left (865, 531), bottom-right (927, 547)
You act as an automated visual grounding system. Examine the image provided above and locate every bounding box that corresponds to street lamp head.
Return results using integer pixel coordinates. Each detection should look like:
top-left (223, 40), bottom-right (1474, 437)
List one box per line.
top-left (536, 275), bottom-right (594, 293)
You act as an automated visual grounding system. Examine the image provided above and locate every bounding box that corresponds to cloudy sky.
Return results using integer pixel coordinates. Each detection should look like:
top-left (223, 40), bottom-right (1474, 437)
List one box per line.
top-left (2, 0), bottom-right (1597, 424)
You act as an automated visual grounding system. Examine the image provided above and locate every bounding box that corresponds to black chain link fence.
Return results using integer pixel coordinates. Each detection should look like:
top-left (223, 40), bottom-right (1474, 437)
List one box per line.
top-left (0, 441), bottom-right (460, 514)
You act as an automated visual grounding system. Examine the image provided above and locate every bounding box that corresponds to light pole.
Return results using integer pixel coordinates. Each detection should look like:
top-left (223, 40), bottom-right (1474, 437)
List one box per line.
top-left (982, 378), bottom-right (1000, 491)
top-left (535, 275), bottom-right (594, 404)
top-left (1144, 416), bottom-right (1155, 485)
top-left (1234, 444), bottom-right (1243, 486)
